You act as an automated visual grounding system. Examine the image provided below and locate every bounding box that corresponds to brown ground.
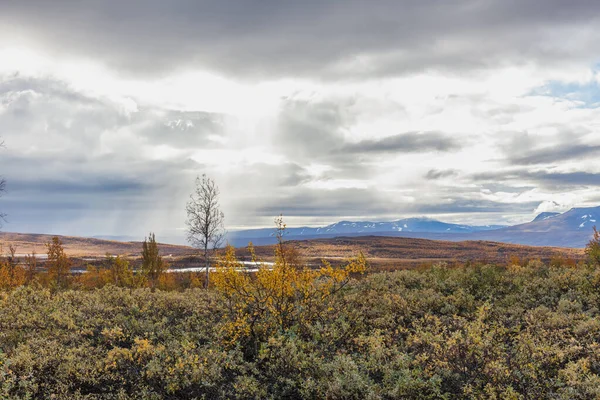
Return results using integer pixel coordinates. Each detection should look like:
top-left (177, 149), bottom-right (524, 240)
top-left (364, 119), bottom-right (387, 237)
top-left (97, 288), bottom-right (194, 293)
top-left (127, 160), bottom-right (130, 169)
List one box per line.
top-left (0, 232), bottom-right (194, 257)
top-left (237, 236), bottom-right (585, 269)
top-left (0, 232), bottom-right (585, 270)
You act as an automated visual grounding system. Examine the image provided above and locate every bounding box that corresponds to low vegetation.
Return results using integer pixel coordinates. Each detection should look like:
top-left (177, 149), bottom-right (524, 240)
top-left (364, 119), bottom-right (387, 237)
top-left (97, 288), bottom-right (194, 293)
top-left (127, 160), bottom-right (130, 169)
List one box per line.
top-left (0, 229), bottom-right (599, 398)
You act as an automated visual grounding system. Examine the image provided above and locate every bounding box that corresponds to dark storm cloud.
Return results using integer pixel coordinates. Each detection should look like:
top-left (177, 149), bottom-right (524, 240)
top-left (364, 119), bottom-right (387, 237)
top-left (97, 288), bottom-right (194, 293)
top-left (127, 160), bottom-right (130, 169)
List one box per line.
top-left (3, 0), bottom-right (600, 79)
top-left (342, 132), bottom-right (461, 154)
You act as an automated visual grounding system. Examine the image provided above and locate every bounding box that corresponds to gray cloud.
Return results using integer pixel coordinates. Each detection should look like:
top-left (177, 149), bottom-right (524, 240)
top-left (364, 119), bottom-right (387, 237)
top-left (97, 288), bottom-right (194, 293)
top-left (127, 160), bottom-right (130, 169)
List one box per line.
top-left (0, 78), bottom-right (217, 236)
top-left (275, 97), bottom-right (352, 158)
top-left (0, 77), bottom-right (128, 152)
top-left (3, 2), bottom-right (600, 237)
top-left (426, 169), bottom-right (459, 180)
top-left (414, 198), bottom-right (540, 215)
top-left (0, 76), bottom-right (226, 152)
top-left (256, 188), bottom-right (401, 217)
top-left (509, 143), bottom-right (600, 165)
top-left (472, 169), bottom-right (600, 189)
top-left (342, 131), bottom-right (461, 154)
top-left (255, 186), bottom-right (540, 220)
top-left (532, 171), bottom-right (600, 187)
top-left (3, 1), bottom-right (600, 79)
top-left (137, 110), bottom-right (226, 148)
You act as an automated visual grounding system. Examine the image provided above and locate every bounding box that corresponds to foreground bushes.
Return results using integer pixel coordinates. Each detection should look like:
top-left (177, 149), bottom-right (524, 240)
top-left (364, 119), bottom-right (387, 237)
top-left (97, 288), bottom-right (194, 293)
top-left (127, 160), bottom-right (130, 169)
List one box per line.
top-left (2, 262), bottom-right (600, 398)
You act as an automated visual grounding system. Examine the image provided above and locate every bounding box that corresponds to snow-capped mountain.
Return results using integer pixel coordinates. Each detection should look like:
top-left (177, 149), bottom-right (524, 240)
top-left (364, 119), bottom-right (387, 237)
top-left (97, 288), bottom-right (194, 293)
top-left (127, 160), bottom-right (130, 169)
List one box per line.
top-left (500, 207), bottom-right (600, 234)
top-left (228, 217), bottom-right (505, 246)
top-left (531, 212), bottom-right (561, 222)
top-left (228, 207), bottom-right (600, 248)
top-left (458, 206), bottom-right (600, 248)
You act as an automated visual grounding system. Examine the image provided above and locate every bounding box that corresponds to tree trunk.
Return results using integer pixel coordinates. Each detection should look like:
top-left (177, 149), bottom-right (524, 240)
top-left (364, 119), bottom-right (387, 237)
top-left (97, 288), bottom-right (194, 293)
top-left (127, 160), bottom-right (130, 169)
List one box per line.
top-left (204, 244), bottom-right (209, 289)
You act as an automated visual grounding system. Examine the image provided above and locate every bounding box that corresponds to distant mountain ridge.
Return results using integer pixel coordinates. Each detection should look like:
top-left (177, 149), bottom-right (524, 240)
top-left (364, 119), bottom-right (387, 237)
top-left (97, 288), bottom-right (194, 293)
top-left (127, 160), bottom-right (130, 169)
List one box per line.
top-left (230, 217), bottom-right (505, 241)
top-left (228, 207), bottom-right (600, 248)
top-left (4, 207), bottom-right (598, 250)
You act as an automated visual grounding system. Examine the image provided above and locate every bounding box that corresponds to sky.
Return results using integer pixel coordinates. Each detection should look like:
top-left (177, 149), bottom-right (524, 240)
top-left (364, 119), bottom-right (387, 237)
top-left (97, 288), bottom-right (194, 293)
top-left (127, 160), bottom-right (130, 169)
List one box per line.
top-left (1, 0), bottom-right (600, 241)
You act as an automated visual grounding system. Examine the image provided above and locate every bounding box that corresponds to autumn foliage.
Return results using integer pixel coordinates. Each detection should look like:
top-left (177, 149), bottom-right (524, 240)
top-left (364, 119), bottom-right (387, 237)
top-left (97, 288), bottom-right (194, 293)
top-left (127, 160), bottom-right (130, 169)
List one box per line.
top-left (3, 230), bottom-right (600, 398)
top-left (0, 246), bottom-right (26, 289)
top-left (212, 240), bottom-right (367, 355)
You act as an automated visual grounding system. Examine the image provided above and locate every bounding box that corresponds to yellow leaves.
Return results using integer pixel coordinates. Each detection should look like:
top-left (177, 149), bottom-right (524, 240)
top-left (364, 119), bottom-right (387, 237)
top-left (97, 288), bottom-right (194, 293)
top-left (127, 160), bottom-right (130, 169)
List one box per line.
top-left (103, 336), bottom-right (165, 373)
top-left (101, 326), bottom-right (125, 344)
top-left (133, 338), bottom-right (157, 362)
top-left (0, 261), bottom-right (26, 289)
top-left (345, 252), bottom-right (368, 274)
top-left (212, 245), bottom-right (251, 297)
top-left (212, 243), bottom-right (368, 346)
top-left (104, 347), bottom-right (133, 371)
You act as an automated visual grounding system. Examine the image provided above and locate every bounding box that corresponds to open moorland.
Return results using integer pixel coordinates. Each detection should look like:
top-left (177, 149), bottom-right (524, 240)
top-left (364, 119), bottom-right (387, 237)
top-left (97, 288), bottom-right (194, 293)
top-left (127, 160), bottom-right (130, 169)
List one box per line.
top-left (238, 236), bottom-right (585, 269)
top-left (0, 232), bottom-right (194, 258)
top-left (0, 232), bottom-right (585, 270)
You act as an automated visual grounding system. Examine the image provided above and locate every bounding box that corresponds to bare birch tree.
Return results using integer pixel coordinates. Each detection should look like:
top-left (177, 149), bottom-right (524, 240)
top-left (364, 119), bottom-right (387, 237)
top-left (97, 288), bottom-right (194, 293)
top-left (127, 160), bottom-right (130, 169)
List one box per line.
top-left (0, 139), bottom-right (6, 226)
top-left (186, 174), bottom-right (225, 288)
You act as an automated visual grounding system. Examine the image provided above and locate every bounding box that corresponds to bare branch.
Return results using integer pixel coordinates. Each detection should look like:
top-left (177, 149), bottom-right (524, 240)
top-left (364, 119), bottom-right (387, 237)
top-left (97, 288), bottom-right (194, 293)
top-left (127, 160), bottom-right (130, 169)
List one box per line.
top-left (186, 174), bottom-right (225, 288)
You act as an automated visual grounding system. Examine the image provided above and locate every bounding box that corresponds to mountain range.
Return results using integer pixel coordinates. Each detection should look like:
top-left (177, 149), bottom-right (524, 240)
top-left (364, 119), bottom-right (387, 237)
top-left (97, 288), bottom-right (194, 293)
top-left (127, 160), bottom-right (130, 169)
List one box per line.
top-left (228, 206), bottom-right (600, 248)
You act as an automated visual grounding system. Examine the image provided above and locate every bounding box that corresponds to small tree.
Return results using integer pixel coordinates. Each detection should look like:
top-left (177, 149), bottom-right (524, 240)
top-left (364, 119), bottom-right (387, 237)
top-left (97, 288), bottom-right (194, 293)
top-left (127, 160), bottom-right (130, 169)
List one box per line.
top-left (6, 245), bottom-right (18, 282)
top-left (186, 174), bottom-right (225, 288)
top-left (141, 233), bottom-right (166, 289)
top-left (24, 250), bottom-right (37, 284)
top-left (46, 236), bottom-right (71, 289)
top-left (0, 245), bottom-right (25, 289)
top-left (274, 215), bottom-right (303, 269)
top-left (104, 254), bottom-right (134, 287)
top-left (585, 226), bottom-right (600, 265)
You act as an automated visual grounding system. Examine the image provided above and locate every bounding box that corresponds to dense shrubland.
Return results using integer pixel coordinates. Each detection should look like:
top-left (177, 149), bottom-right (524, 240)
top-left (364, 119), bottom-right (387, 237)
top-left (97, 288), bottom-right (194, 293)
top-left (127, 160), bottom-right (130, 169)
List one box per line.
top-left (1, 232), bottom-right (600, 398)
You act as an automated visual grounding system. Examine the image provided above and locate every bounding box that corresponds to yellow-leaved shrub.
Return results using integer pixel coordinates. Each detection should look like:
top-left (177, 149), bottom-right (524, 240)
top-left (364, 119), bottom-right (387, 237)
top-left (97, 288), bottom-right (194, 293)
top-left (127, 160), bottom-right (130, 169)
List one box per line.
top-left (212, 231), bottom-right (367, 353)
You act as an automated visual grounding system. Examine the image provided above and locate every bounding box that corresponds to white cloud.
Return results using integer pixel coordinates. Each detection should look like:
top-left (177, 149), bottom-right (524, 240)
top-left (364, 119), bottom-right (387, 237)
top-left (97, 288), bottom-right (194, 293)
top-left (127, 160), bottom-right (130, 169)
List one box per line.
top-left (535, 200), bottom-right (573, 214)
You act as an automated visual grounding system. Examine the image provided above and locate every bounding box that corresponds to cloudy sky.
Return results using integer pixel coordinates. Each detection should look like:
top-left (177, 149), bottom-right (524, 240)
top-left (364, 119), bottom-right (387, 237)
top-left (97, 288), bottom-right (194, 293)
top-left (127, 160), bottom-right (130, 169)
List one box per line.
top-left (1, 0), bottom-right (600, 241)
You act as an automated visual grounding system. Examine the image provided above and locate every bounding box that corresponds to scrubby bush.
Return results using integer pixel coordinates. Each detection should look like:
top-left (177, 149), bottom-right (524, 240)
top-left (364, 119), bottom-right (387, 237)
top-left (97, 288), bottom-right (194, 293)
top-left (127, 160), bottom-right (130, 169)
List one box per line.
top-left (3, 249), bottom-right (600, 398)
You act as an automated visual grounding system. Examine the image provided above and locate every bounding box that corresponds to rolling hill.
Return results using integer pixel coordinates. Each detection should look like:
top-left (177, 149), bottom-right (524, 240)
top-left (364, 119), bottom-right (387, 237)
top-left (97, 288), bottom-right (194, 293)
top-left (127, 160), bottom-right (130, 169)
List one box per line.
top-left (0, 232), bottom-right (194, 257)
